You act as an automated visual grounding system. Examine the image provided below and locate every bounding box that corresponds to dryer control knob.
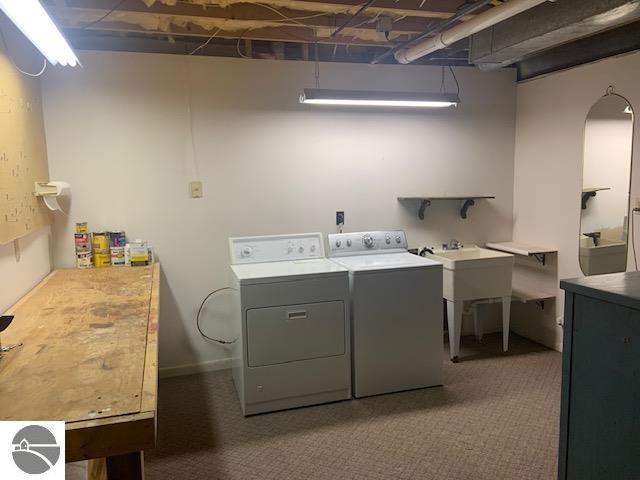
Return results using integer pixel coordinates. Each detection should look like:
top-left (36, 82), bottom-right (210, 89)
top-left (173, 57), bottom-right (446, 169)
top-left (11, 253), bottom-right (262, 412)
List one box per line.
top-left (385, 234), bottom-right (391, 245)
top-left (346, 239), bottom-right (352, 247)
top-left (396, 235), bottom-right (402, 244)
top-left (363, 234), bottom-right (374, 248)
top-left (310, 245), bottom-right (316, 252)
top-left (298, 246), bottom-right (304, 253)
top-left (335, 240), bottom-right (342, 248)
top-left (241, 246), bottom-right (253, 257)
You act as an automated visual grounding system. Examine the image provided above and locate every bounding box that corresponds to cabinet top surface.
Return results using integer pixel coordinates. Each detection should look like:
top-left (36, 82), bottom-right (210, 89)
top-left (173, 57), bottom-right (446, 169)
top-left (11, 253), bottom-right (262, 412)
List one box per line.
top-left (561, 271), bottom-right (640, 309)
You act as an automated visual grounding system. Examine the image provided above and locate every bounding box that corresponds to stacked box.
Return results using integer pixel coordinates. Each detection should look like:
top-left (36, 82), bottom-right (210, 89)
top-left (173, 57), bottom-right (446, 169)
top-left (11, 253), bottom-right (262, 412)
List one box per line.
top-left (74, 222), bottom-right (93, 269)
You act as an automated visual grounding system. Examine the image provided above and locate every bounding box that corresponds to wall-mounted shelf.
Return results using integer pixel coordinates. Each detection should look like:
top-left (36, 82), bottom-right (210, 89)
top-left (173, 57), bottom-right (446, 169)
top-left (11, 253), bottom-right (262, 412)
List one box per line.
top-left (512, 285), bottom-right (555, 310)
top-left (398, 195), bottom-right (495, 220)
top-left (581, 187), bottom-right (610, 210)
top-left (486, 241), bottom-right (557, 266)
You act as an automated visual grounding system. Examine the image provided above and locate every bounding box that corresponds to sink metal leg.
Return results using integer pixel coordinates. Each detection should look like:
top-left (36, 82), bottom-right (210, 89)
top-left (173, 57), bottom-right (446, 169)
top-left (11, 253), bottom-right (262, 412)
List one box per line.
top-left (473, 304), bottom-right (483, 342)
top-left (446, 300), bottom-right (463, 362)
top-left (502, 296), bottom-right (511, 352)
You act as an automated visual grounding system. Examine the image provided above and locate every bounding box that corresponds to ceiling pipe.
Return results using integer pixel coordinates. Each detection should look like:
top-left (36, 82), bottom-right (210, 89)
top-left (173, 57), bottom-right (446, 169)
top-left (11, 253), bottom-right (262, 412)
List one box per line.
top-left (394, 0), bottom-right (551, 64)
top-left (370, 0), bottom-right (494, 65)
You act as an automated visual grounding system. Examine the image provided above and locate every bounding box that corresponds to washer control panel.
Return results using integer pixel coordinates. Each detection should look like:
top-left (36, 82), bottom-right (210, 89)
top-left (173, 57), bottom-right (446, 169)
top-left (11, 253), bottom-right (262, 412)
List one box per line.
top-left (328, 231), bottom-right (408, 256)
top-left (230, 233), bottom-right (324, 264)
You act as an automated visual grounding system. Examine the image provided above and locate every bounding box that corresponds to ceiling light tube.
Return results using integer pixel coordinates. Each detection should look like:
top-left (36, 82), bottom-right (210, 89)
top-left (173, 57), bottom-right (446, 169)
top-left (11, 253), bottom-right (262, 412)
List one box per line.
top-left (0, 0), bottom-right (79, 67)
top-left (299, 89), bottom-right (460, 108)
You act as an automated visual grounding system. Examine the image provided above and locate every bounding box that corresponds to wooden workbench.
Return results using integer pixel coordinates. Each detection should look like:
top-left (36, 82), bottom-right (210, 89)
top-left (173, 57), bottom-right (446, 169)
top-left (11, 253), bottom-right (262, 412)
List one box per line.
top-left (0, 263), bottom-right (160, 479)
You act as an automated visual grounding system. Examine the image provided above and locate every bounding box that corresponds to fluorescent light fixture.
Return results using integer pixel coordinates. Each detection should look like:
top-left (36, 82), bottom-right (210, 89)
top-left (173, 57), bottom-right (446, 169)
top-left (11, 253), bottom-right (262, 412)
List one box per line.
top-left (0, 0), bottom-right (79, 67)
top-left (624, 105), bottom-right (633, 114)
top-left (299, 89), bottom-right (460, 108)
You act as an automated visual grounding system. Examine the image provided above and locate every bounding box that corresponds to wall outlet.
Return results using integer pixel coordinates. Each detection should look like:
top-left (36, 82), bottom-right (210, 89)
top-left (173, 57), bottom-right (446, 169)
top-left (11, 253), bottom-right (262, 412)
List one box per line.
top-left (189, 181), bottom-right (203, 198)
top-left (336, 211), bottom-right (344, 225)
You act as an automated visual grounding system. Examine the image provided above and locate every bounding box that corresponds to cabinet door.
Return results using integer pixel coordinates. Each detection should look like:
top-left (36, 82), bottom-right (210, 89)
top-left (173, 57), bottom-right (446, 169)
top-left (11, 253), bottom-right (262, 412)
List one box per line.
top-left (566, 295), bottom-right (640, 479)
top-left (246, 301), bottom-right (345, 367)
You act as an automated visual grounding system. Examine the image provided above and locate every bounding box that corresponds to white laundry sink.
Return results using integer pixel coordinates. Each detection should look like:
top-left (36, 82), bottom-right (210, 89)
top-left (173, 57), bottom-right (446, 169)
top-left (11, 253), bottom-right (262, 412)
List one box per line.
top-left (425, 246), bottom-right (514, 302)
top-left (579, 237), bottom-right (627, 275)
top-left (425, 246), bottom-right (514, 362)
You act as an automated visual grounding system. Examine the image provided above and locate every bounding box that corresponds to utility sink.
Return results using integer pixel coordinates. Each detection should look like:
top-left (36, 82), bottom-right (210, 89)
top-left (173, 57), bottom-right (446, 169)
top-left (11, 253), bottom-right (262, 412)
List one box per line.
top-left (579, 237), bottom-right (627, 275)
top-left (425, 246), bottom-right (515, 361)
top-left (425, 246), bottom-right (514, 301)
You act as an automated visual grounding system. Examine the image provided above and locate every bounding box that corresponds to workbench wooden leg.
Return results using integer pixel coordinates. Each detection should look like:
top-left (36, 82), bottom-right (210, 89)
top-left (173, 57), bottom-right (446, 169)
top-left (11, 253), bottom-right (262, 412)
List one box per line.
top-left (88, 458), bottom-right (107, 480)
top-left (106, 452), bottom-right (144, 480)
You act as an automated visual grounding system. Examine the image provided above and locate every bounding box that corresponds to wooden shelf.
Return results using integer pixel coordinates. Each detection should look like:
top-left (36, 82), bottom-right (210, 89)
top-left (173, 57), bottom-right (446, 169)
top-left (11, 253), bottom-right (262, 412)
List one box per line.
top-left (397, 195), bottom-right (495, 220)
top-left (486, 241), bottom-right (557, 265)
top-left (512, 286), bottom-right (555, 304)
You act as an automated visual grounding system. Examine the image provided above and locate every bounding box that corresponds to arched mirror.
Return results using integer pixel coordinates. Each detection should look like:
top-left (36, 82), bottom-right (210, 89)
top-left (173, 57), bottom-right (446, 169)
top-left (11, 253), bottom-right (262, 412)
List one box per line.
top-left (579, 89), bottom-right (634, 276)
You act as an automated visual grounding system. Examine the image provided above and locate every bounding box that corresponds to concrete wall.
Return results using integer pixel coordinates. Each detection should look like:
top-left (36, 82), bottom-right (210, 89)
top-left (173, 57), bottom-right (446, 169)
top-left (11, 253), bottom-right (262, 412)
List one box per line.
top-left (512, 51), bottom-right (640, 350)
top-left (42, 51), bottom-right (517, 374)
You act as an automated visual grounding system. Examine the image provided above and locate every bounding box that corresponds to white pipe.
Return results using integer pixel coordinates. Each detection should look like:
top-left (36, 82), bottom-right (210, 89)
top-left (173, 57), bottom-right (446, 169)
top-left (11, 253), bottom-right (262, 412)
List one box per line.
top-left (394, 0), bottom-right (550, 64)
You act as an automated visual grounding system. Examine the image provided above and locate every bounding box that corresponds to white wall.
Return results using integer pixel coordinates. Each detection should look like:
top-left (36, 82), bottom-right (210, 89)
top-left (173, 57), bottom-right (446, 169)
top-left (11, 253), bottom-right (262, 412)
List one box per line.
top-left (0, 228), bottom-right (52, 313)
top-left (42, 51), bottom-right (517, 373)
top-left (513, 51), bottom-right (640, 349)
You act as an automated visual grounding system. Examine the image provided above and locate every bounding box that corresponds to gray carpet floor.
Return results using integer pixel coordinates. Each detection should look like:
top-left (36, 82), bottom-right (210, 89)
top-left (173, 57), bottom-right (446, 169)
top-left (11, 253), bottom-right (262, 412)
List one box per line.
top-left (145, 334), bottom-right (561, 480)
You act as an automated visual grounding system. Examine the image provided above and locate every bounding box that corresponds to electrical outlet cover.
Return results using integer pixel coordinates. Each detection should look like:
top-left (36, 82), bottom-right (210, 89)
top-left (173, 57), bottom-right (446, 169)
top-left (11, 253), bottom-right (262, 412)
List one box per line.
top-left (190, 181), bottom-right (203, 198)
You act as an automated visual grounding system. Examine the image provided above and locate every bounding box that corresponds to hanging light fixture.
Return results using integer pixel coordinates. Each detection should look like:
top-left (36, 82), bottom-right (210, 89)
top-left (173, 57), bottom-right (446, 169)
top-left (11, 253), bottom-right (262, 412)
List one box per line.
top-left (0, 0), bottom-right (79, 67)
top-left (299, 88), bottom-right (459, 108)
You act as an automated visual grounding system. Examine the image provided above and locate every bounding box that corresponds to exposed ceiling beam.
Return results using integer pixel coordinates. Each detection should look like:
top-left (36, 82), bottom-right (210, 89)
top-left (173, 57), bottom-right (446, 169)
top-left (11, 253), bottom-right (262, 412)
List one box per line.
top-left (57, 0), bottom-right (471, 21)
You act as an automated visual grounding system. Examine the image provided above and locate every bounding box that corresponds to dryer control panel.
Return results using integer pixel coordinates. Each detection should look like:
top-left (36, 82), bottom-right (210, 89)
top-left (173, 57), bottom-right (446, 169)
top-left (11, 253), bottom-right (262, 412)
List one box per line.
top-left (328, 231), bottom-right (408, 256)
top-left (229, 232), bottom-right (325, 264)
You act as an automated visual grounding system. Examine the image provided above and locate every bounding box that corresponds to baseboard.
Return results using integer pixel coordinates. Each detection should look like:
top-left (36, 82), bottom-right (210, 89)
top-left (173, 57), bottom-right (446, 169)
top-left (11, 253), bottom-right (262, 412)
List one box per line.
top-left (159, 358), bottom-right (231, 379)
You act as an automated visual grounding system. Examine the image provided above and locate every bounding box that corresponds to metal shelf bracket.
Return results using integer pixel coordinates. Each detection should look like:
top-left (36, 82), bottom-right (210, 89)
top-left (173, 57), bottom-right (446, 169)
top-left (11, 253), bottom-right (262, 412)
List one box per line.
top-left (532, 253), bottom-right (546, 266)
top-left (582, 191), bottom-right (597, 210)
top-left (418, 200), bottom-right (431, 220)
top-left (460, 199), bottom-right (475, 219)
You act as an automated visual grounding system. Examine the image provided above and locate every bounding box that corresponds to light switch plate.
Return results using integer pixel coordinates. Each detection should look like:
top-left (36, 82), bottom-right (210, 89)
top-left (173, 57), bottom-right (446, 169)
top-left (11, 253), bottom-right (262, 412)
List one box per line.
top-left (190, 181), bottom-right (203, 198)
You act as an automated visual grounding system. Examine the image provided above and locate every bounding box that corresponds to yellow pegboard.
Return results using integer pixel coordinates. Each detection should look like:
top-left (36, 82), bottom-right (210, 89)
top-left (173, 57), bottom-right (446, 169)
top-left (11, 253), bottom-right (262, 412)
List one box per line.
top-left (0, 47), bottom-right (51, 245)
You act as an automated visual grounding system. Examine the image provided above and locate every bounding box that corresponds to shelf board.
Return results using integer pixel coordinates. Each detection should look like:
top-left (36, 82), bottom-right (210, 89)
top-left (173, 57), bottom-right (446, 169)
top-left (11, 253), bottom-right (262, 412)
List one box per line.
top-left (582, 187), bottom-right (611, 193)
top-left (398, 195), bottom-right (495, 220)
top-left (398, 195), bottom-right (495, 201)
top-left (486, 241), bottom-right (557, 257)
top-left (512, 286), bottom-right (555, 304)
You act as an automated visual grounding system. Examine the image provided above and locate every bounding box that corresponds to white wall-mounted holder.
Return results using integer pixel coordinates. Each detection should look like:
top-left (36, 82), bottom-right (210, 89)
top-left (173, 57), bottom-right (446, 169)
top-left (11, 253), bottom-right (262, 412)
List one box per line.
top-left (397, 195), bottom-right (495, 220)
top-left (33, 181), bottom-right (71, 212)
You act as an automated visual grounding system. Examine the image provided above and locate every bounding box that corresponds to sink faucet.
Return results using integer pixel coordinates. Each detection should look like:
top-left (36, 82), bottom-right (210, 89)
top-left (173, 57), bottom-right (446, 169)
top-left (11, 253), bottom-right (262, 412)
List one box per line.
top-left (584, 232), bottom-right (601, 247)
top-left (443, 239), bottom-right (463, 250)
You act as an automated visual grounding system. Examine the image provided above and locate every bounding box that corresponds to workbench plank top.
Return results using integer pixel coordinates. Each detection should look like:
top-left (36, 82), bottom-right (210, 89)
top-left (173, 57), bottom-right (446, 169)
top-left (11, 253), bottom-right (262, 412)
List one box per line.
top-left (0, 265), bottom-right (157, 424)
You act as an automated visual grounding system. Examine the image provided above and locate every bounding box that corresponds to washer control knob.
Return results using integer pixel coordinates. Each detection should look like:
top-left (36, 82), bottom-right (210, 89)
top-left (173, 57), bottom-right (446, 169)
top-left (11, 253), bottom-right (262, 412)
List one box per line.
top-left (241, 246), bottom-right (253, 257)
top-left (385, 234), bottom-right (391, 245)
top-left (363, 234), bottom-right (374, 248)
top-left (396, 235), bottom-right (402, 244)
top-left (346, 239), bottom-right (352, 247)
top-left (335, 240), bottom-right (342, 248)
top-left (310, 245), bottom-right (316, 252)
top-left (298, 246), bottom-right (304, 253)
top-left (287, 246), bottom-right (293, 254)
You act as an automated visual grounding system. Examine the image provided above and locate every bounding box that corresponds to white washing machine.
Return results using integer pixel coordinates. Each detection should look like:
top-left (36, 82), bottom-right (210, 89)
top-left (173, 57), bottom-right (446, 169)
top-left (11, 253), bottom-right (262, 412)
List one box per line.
top-left (328, 231), bottom-right (443, 398)
top-left (229, 233), bottom-right (351, 415)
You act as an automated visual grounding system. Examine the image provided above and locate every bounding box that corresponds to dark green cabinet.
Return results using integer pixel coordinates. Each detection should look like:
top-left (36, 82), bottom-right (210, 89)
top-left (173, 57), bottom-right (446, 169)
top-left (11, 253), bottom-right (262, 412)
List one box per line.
top-left (560, 273), bottom-right (640, 480)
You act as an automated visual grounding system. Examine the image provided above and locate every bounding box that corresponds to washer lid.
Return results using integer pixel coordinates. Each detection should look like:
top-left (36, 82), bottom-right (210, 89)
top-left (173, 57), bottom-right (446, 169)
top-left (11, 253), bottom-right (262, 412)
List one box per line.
top-left (231, 258), bottom-right (348, 285)
top-left (331, 252), bottom-right (442, 272)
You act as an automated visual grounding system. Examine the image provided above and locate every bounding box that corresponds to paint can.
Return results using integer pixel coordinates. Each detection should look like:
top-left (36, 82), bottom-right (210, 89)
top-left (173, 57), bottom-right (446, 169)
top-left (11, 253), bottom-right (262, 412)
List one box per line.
top-left (109, 231), bottom-right (126, 248)
top-left (74, 233), bottom-right (92, 253)
top-left (92, 232), bottom-right (110, 253)
top-left (125, 244), bottom-right (131, 266)
top-left (76, 252), bottom-right (93, 269)
top-left (111, 246), bottom-right (126, 267)
top-left (75, 222), bottom-right (88, 234)
top-left (94, 252), bottom-right (112, 268)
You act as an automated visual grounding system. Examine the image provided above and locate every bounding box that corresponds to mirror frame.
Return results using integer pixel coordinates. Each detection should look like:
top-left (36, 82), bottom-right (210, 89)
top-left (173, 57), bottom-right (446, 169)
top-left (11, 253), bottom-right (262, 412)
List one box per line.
top-left (579, 86), bottom-right (636, 276)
